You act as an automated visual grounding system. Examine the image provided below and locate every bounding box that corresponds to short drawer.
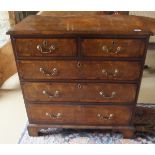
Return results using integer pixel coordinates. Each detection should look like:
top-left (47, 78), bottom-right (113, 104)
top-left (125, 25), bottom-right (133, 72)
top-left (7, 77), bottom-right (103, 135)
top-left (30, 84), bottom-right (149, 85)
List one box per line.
top-left (18, 60), bottom-right (141, 81)
top-left (81, 39), bottom-right (145, 57)
top-left (15, 39), bottom-right (77, 57)
top-left (22, 82), bottom-right (137, 103)
top-left (27, 104), bottom-right (133, 125)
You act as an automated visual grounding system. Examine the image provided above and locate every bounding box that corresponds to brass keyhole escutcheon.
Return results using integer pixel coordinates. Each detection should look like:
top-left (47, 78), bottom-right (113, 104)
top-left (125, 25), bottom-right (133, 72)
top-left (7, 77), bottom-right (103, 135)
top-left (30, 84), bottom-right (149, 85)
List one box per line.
top-left (77, 83), bottom-right (82, 89)
top-left (77, 61), bottom-right (82, 68)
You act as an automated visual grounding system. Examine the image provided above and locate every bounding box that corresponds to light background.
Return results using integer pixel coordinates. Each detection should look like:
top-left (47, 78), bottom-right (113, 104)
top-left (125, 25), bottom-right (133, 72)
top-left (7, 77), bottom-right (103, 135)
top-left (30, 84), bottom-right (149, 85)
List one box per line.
top-left (0, 0), bottom-right (154, 154)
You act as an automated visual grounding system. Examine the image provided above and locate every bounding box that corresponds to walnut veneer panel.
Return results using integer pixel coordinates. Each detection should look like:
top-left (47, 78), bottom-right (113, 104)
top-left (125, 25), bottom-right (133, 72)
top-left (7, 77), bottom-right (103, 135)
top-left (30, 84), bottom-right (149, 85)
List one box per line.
top-left (18, 60), bottom-right (141, 81)
top-left (81, 39), bottom-right (145, 58)
top-left (27, 104), bottom-right (133, 125)
top-left (7, 15), bottom-right (155, 35)
top-left (22, 82), bottom-right (137, 103)
top-left (15, 39), bottom-right (77, 57)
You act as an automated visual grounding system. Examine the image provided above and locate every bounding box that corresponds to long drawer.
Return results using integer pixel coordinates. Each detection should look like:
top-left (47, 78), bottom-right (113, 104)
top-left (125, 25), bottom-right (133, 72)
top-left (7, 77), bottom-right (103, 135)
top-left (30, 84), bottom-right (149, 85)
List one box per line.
top-left (22, 82), bottom-right (137, 103)
top-left (27, 104), bottom-right (133, 125)
top-left (81, 39), bottom-right (145, 57)
top-left (18, 60), bottom-right (141, 81)
top-left (15, 39), bottom-right (77, 57)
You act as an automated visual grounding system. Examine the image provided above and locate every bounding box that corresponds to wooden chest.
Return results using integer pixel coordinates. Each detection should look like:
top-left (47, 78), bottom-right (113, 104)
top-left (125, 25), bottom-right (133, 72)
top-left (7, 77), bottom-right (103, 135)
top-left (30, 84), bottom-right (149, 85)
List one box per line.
top-left (7, 15), bottom-right (155, 138)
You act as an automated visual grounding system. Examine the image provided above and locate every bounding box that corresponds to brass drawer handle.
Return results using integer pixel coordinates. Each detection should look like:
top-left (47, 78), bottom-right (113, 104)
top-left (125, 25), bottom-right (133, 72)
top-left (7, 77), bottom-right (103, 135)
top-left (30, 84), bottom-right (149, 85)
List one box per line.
top-left (102, 69), bottom-right (119, 77)
top-left (102, 45), bottom-right (122, 54)
top-left (37, 40), bottom-right (55, 54)
top-left (97, 113), bottom-right (114, 120)
top-left (42, 90), bottom-right (60, 98)
top-left (99, 91), bottom-right (116, 99)
top-left (40, 67), bottom-right (58, 77)
top-left (45, 112), bottom-right (62, 119)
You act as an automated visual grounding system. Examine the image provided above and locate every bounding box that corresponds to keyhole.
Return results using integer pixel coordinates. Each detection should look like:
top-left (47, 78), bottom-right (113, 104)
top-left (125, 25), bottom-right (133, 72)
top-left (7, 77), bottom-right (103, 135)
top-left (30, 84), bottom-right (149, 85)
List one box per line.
top-left (43, 40), bottom-right (48, 46)
top-left (77, 61), bottom-right (82, 68)
top-left (112, 41), bottom-right (115, 45)
top-left (77, 84), bottom-right (82, 89)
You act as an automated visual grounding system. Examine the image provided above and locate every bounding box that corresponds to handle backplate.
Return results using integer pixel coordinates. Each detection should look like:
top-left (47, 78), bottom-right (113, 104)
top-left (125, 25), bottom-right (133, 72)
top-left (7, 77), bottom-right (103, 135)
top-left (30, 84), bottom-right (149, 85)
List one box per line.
top-left (45, 112), bottom-right (62, 119)
top-left (40, 67), bottom-right (58, 77)
top-left (99, 91), bottom-right (116, 99)
top-left (37, 40), bottom-right (56, 54)
top-left (102, 69), bottom-right (119, 77)
top-left (97, 113), bottom-right (114, 120)
top-left (42, 90), bottom-right (60, 98)
top-left (102, 41), bottom-right (122, 54)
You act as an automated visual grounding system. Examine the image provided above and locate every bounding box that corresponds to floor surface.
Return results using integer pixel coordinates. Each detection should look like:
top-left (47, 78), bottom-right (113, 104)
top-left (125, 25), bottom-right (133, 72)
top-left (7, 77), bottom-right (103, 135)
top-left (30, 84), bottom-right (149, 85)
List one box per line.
top-left (0, 11), bottom-right (10, 48)
top-left (0, 88), bottom-right (27, 144)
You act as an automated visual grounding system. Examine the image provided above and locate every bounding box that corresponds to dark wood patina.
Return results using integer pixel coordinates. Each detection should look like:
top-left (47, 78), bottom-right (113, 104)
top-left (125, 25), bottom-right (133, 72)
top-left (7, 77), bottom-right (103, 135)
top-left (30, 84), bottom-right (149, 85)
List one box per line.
top-left (7, 15), bottom-right (155, 138)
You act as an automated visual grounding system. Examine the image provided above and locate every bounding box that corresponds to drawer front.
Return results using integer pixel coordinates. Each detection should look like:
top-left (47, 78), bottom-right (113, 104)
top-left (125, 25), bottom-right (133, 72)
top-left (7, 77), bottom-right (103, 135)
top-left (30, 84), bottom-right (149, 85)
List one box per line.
top-left (81, 39), bottom-right (145, 57)
top-left (27, 104), bottom-right (132, 125)
top-left (18, 60), bottom-right (141, 81)
top-left (22, 82), bottom-right (137, 103)
top-left (15, 39), bottom-right (77, 57)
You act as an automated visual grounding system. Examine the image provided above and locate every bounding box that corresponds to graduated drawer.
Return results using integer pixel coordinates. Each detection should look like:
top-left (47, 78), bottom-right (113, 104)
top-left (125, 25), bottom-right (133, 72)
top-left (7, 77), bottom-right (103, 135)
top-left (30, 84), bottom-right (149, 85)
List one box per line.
top-left (81, 39), bottom-right (145, 57)
top-left (15, 39), bottom-right (77, 57)
top-left (27, 104), bottom-right (132, 125)
top-left (18, 60), bottom-right (141, 81)
top-left (22, 82), bottom-right (137, 103)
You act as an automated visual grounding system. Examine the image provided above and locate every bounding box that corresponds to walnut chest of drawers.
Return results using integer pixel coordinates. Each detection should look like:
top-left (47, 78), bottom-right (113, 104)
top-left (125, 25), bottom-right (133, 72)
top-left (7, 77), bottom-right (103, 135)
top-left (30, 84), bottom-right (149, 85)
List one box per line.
top-left (7, 15), bottom-right (155, 138)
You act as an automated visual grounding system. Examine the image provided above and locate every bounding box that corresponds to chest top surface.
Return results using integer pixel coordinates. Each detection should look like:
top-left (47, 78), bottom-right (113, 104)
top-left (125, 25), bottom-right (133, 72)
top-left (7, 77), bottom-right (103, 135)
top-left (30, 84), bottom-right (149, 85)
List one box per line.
top-left (7, 15), bottom-right (155, 36)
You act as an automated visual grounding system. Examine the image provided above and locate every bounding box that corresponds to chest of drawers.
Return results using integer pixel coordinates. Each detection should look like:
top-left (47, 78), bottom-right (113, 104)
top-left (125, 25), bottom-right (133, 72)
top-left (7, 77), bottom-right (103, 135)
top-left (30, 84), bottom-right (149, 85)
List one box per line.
top-left (7, 15), bottom-right (155, 138)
